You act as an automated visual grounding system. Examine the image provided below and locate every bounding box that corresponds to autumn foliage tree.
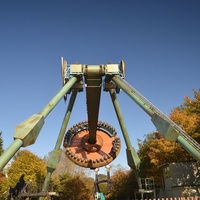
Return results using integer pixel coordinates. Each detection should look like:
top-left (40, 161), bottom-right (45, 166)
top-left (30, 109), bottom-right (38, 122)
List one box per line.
top-left (170, 89), bottom-right (200, 143)
top-left (0, 132), bottom-right (6, 198)
top-left (137, 132), bottom-right (180, 187)
top-left (6, 150), bottom-right (47, 189)
top-left (55, 172), bottom-right (93, 200)
top-left (137, 89), bottom-right (200, 187)
top-left (107, 166), bottom-right (138, 200)
top-left (45, 149), bottom-right (92, 178)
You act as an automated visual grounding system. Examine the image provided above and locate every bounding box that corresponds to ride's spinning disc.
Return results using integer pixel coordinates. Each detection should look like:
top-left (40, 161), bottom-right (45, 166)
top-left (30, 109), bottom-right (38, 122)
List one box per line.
top-left (63, 121), bottom-right (121, 168)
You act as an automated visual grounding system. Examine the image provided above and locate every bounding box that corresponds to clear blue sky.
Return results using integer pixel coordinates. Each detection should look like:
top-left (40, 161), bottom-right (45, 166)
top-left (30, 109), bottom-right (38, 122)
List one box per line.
top-left (0, 1), bottom-right (200, 171)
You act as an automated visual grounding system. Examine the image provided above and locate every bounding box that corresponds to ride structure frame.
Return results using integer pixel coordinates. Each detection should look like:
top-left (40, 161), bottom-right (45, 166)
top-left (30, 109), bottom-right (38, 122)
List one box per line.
top-left (0, 58), bottom-right (199, 199)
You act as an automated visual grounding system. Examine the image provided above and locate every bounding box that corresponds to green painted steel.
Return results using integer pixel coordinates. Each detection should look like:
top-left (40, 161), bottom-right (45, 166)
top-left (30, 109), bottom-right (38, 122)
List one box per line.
top-left (112, 76), bottom-right (154, 116)
top-left (151, 113), bottom-right (179, 141)
top-left (177, 135), bottom-right (200, 161)
top-left (39, 172), bottom-right (52, 200)
top-left (40, 90), bottom-right (78, 197)
top-left (109, 89), bottom-right (140, 170)
top-left (39, 76), bottom-right (77, 118)
top-left (83, 65), bottom-right (105, 76)
top-left (0, 139), bottom-right (23, 170)
top-left (14, 114), bottom-right (45, 147)
top-left (86, 76), bottom-right (102, 144)
top-left (1, 60), bottom-right (200, 200)
top-left (0, 77), bottom-right (77, 171)
top-left (112, 75), bottom-right (200, 162)
top-left (55, 90), bottom-right (78, 151)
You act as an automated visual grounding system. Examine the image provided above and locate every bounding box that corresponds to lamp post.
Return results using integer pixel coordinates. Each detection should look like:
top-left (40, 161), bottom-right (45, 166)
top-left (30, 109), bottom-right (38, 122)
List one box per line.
top-left (105, 165), bottom-right (111, 183)
top-left (105, 164), bottom-right (111, 196)
top-left (94, 168), bottom-right (99, 182)
top-left (94, 168), bottom-right (100, 198)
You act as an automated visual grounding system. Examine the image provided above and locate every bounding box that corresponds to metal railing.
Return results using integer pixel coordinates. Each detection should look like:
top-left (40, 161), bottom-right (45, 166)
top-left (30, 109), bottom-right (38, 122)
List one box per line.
top-left (115, 75), bottom-right (200, 152)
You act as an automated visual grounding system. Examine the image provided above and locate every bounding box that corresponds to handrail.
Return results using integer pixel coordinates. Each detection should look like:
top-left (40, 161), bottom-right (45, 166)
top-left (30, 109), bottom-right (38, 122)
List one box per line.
top-left (115, 75), bottom-right (200, 152)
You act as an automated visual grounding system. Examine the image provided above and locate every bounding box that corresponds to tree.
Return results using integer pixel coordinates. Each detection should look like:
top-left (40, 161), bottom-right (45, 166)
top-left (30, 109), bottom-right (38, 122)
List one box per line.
top-left (137, 132), bottom-right (182, 187)
top-left (107, 168), bottom-right (135, 200)
top-left (0, 170), bottom-right (7, 199)
top-left (56, 172), bottom-right (93, 200)
top-left (6, 150), bottom-right (47, 189)
top-left (45, 148), bottom-right (92, 179)
top-left (0, 131), bottom-right (3, 156)
top-left (170, 89), bottom-right (200, 143)
top-left (46, 148), bottom-right (95, 199)
top-left (0, 131), bottom-right (6, 199)
top-left (137, 89), bottom-right (200, 187)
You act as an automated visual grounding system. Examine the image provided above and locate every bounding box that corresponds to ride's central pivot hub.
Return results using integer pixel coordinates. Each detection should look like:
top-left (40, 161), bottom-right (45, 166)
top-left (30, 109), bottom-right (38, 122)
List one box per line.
top-left (81, 134), bottom-right (103, 152)
top-left (63, 121), bottom-right (121, 168)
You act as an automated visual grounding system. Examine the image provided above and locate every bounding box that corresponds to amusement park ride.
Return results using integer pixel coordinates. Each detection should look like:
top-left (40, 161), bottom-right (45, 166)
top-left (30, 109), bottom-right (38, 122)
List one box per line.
top-left (0, 58), bottom-right (200, 199)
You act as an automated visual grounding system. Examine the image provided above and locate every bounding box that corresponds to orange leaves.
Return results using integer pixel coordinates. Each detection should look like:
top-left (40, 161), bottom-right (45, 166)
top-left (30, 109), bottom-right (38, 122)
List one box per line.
top-left (170, 89), bottom-right (200, 140)
top-left (170, 109), bottom-right (198, 133)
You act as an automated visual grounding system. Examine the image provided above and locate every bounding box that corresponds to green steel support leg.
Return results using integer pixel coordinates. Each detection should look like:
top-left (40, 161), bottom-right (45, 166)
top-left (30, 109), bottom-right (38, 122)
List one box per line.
top-left (177, 135), bottom-right (200, 161)
top-left (39, 90), bottom-right (78, 199)
top-left (39, 76), bottom-right (78, 118)
top-left (0, 77), bottom-right (77, 170)
top-left (112, 76), bottom-right (154, 117)
top-left (54, 90), bottom-right (78, 151)
top-left (113, 75), bottom-right (200, 162)
top-left (151, 103), bottom-right (200, 161)
top-left (109, 89), bottom-right (140, 170)
top-left (0, 139), bottom-right (23, 170)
